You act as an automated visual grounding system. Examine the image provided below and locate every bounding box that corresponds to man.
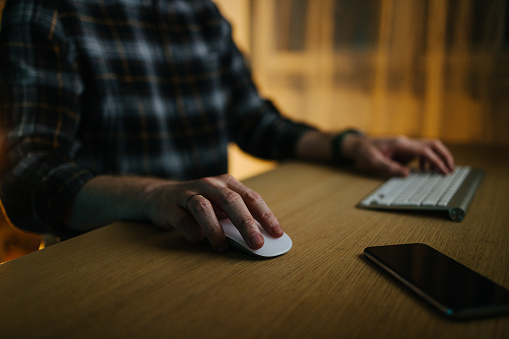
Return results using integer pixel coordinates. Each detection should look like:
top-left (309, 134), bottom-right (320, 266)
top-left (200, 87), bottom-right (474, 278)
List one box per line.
top-left (0, 0), bottom-right (454, 251)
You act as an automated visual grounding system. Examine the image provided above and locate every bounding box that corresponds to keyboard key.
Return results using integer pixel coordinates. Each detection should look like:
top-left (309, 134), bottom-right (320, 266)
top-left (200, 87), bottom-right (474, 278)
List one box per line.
top-left (361, 167), bottom-right (471, 208)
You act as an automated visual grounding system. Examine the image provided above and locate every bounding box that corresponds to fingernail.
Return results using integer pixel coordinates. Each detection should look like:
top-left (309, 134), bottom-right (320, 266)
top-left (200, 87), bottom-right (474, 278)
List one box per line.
top-left (249, 233), bottom-right (263, 249)
top-left (271, 224), bottom-right (284, 237)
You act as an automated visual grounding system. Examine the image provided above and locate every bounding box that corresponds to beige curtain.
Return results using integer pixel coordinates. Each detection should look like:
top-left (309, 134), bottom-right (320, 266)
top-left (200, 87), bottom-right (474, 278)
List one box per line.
top-left (249, 0), bottom-right (509, 145)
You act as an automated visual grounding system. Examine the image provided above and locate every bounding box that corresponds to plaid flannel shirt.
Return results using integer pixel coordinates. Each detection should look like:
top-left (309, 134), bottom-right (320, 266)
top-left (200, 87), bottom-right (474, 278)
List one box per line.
top-left (0, 0), bottom-right (314, 237)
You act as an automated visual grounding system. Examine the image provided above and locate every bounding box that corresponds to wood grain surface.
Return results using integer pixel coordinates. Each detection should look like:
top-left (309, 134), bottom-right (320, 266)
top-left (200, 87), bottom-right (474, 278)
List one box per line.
top-left (0, 144), bottom-right (508, 338)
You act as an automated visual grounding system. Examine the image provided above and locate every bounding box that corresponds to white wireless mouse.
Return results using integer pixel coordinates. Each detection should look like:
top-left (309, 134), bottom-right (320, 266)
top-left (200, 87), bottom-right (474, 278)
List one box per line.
top-left (220, 219), bottom-right (292, 258)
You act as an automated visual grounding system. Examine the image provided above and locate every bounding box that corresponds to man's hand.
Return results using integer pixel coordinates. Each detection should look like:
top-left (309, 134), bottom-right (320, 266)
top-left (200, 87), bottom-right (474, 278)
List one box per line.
top-left (145, 174), bottom-right (283, 251)
top-left (68, 174), bottom-right (283, 252)
top-left (341, 135), bottom-right (455, 177)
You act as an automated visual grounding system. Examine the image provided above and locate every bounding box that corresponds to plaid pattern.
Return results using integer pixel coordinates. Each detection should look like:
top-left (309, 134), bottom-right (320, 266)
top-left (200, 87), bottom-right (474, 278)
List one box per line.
top-left (0, 0), bottom-right (314, 236)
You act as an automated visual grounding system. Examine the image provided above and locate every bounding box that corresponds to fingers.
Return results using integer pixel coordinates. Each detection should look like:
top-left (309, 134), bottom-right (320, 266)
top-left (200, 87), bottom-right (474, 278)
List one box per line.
top-left (170, 207), bottom-right (205, 244)
top-left (223, 177), bottom-right (283, 238)
top-left (172, 174), bottom-right (281, 251)
top-left (351, 136), bottom-right (455, 177)
top-left (350, 139), bottom-right (408, 177)
top-left (426, 139), bottom-right (455, 172)
top-left (184, 194), bottom-right (228, 251)
top-left (194, 175), bottom-right (282, 248)
top-left (402, 138), bottom-right (454, 174)
top-left (149, 199), bottom-right (205, 244)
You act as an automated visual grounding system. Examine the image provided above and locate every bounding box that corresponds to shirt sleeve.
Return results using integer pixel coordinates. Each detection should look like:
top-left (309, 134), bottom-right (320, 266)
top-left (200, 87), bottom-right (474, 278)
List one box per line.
top-left (0, 1), bottom-right (94, 237)
top-left (218, 12), bottom-right (316, 160)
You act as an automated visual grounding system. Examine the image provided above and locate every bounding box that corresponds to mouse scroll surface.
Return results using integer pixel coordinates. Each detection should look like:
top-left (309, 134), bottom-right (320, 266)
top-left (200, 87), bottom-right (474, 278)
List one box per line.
top-left (220, 219), bottom-right (292, 258)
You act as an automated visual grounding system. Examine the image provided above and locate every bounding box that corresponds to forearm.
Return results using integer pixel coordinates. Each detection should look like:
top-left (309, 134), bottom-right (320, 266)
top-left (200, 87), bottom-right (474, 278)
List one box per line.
top-left (295, 131), bottom-right (334, 161)
top-left (295, 129), bottom-right (365, 162)
top-left (295, 130), bottom-right (335, 161)
top-left (67, 175), bottom-right (172, 232)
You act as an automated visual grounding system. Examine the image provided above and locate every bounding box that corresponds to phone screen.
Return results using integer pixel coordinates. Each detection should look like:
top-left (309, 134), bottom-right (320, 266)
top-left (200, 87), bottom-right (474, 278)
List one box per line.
top-left (364, 243), bottom-right (509, 319)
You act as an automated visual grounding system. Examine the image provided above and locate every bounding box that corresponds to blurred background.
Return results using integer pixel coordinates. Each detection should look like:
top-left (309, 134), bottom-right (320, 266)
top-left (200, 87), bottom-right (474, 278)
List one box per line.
top-left (219, 0), bottom-right (509, 179)
top-left (1, 0), bottom-right (508, 262)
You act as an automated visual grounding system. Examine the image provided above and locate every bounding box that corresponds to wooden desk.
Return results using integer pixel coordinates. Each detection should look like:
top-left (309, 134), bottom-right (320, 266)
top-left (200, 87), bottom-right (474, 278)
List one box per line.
top-left (1, 144), bottom-right (508, 338)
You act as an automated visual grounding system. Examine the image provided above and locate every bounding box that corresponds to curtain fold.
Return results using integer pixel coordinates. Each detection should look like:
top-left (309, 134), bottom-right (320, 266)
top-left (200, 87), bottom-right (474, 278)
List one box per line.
top-left (250, 0), bottom-right (509, 145)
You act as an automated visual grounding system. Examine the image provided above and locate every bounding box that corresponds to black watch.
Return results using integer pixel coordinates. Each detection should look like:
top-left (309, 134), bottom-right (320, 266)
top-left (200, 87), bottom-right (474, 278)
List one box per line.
top-left (331, 129), bottom-right (364, 162)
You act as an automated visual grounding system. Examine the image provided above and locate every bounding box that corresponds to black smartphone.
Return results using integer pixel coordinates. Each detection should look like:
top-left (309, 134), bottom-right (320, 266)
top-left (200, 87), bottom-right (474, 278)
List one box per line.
top-left (364, 243), bottom-right (509, 320)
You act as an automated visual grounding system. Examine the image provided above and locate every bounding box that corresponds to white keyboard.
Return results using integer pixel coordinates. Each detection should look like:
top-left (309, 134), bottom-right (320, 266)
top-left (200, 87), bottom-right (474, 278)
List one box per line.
top-left (358, 166), bottom-right (484, 222)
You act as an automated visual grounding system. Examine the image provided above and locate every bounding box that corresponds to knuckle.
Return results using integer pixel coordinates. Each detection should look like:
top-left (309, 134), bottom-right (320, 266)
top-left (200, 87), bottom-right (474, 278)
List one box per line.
top-left (221, 173), bottom-right (238, 184)
top-left (237, 218), bottom-right (257, 234)
top-left (197, 176), bottom-right (215, 187)
top-left (189, 197), bottom-right (212, 213)
top-left (203, 222), bottom-right (223, 238)
top-left (429, 139), bottom-right (441, 147)
top-left (259, 210), bottom-right (274, 221)
top-left (395, 135), bottom-right (408, 144)
top-left (243, 190), bottom-right (263, 205)
top-left (218, 173), bottom-right (235, 182)
top-left (220, 189), bottom-right (241, 207)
